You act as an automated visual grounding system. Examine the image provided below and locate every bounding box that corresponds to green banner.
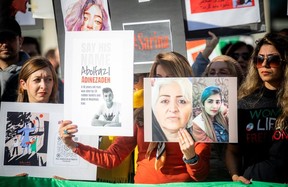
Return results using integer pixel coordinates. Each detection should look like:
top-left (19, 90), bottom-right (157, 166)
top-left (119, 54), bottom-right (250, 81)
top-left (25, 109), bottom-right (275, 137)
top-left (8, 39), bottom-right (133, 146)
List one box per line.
top-left (0, 176), bottom-right (287, 187)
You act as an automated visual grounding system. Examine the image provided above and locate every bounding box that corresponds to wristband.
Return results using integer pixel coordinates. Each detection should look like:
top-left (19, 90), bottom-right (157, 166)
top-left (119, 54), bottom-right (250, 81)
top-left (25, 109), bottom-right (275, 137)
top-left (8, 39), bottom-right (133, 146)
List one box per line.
top-left (183, 154), bottom-right (199, 165)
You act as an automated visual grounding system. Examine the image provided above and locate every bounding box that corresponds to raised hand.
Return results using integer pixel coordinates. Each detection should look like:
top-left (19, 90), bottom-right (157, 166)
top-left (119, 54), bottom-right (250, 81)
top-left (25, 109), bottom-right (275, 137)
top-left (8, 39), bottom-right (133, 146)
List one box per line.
top-left (202, 31), bottom-right (219, 59)
top-left (178, 128), bottom-right (196, 160)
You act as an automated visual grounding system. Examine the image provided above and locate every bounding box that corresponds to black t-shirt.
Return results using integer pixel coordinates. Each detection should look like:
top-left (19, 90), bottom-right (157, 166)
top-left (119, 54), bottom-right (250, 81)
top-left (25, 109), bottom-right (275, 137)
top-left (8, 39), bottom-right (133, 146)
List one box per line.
top-left (237, 87), bottom-right (288, 183)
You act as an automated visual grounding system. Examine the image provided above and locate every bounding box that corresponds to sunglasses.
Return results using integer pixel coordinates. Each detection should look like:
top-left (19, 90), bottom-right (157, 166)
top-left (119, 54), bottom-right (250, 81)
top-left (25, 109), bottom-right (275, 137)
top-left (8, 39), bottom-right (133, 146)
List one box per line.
top-left (254, 55), bottom-right (283, 68)
top-left (231, 52), bottom-right (250, 61)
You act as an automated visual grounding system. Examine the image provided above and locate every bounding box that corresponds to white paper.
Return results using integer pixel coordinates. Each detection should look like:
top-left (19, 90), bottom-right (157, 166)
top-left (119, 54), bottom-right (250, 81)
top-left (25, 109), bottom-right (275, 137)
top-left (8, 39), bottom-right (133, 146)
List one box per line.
top-left (64, 31), bottom-right (134, 136)
top-left (184, 0), bottom-right (261, 31)
top-left (0, 102), bottom-right (98, 180)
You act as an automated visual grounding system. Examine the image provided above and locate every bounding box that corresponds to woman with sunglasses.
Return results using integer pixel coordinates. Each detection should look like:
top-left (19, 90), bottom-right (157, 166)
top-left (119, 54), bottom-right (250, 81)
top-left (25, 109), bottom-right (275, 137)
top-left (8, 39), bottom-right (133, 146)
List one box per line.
top-left (226, 32), bottom-right (288, 183)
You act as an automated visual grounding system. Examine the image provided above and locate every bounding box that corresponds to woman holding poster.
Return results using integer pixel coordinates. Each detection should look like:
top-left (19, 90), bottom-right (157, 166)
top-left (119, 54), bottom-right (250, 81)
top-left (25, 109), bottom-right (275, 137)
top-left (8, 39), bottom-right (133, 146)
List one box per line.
top-left (11, 56), bottom-right (58, 176)
top-left (64, 0), bottom-right (110, 31)
top-left (59, 51), bottom-right (211, 184)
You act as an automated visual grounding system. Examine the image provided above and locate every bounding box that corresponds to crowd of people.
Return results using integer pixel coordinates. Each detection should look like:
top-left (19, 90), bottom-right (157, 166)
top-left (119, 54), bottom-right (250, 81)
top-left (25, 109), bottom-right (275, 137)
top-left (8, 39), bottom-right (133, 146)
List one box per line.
top-left (0, 0), bottom-right (288, 185)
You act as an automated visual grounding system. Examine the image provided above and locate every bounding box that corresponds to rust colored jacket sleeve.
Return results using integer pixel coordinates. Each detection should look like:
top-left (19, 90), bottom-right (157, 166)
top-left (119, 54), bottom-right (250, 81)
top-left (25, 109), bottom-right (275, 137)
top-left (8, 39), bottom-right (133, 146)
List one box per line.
top-left (73, 135), bottom-right (137, 169)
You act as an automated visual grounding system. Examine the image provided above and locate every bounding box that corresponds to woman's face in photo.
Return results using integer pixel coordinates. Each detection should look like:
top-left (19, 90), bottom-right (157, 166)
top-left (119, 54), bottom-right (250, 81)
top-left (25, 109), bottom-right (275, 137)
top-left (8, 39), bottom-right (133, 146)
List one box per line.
top-left (20, 67), bottom-right (54, 103)
top-left (154, 82), bottom-right (192, 134)
top-left (203, 94), bottom-right (222, 118)
top-left (81, 4), bottom-right (103, 31)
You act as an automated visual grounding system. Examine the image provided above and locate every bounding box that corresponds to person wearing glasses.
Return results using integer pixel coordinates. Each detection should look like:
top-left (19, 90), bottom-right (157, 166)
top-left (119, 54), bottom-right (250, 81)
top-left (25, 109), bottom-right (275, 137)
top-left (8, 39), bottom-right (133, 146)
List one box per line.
top-left (192, 32), bottom-right (253, 77)
top-left (224, 41), bottom-right (254, 75)
top-left (202, 55), bottom-right (244, 87)
top-left (226, 32), bottom-right (288, 184)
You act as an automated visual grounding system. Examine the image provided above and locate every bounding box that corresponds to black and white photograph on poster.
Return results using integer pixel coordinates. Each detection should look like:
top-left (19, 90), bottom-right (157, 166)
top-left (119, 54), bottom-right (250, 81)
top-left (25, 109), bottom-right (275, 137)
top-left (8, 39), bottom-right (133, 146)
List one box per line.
top-left (0, 102), bottom-right (98, 180)
top-left (144, 77), bottom-right (238, 143)
top-left (60, 0), bottom-right (111, 31)
top-left (64, 31), bottom-right (134, 136)
top-left (91, 87), bottom-right (122, 127)
top-left (123, 20), bottom-right (173, 69)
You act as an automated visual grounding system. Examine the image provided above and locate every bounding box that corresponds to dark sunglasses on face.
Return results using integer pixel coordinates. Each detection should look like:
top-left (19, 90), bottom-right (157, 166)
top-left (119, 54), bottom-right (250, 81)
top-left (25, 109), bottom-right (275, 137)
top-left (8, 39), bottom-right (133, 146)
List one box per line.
top-left (254, 55), bottom-right (283, 68)
top-left (231, 52), bottom-right (250, 61)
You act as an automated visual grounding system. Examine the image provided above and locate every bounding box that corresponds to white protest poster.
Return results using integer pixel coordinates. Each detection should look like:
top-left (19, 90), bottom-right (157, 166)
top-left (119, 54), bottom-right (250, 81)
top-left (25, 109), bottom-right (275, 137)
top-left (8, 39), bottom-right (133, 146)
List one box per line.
top-left (64, 31), bottom-right (134, 136)
top-left (144, 77), bottom-right (238, 143)
top-left (0, 102), bottom-right (98, 180)
top-left (184, 0), bottom-right (261, 31)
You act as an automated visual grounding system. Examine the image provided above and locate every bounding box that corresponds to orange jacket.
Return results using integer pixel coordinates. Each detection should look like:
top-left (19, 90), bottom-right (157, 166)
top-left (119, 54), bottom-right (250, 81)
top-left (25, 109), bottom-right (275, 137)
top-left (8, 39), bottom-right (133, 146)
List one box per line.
top-left (73, 124), bottom-right (211, 184)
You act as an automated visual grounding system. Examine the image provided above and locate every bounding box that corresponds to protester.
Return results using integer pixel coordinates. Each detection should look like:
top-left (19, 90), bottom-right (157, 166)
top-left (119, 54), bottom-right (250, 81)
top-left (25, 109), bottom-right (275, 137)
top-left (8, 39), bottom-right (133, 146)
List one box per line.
top-left (17, 56), bottom-right (58, 103)
top-left (13, 56), bottom-right (58, 176)
top-left (192, 31), bottom-right (219, 76)
top-left (0, 17), bottom-right (29, 102)
top-left (45, 47), bottom-right (64, 103)
top-left (59, 51), bottom-right (211, 184)
top-left (202, 55), bottom-right (245, 87)
top-left (192, 32), bottom-right (253, 77)
top-left (226, 32), bottom-right (288, 183)
top-left (224, 41), bottom-right (254, 75)
top-left (21, 36), bottom-right (41, 57)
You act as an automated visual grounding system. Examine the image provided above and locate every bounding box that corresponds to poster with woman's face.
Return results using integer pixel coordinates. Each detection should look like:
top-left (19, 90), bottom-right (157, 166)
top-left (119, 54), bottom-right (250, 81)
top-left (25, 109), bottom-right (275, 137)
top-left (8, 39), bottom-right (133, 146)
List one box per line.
top-left (144, 77), bottom-right (238, 143)
top-left (60, 0), bottom-right (111, 31)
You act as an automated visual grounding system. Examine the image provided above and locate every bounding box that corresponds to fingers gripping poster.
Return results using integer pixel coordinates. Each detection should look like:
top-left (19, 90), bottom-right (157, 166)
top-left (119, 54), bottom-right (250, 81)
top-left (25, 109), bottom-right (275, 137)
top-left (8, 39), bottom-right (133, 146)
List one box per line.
top-left (64, 31), bottom-right (134, 136)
